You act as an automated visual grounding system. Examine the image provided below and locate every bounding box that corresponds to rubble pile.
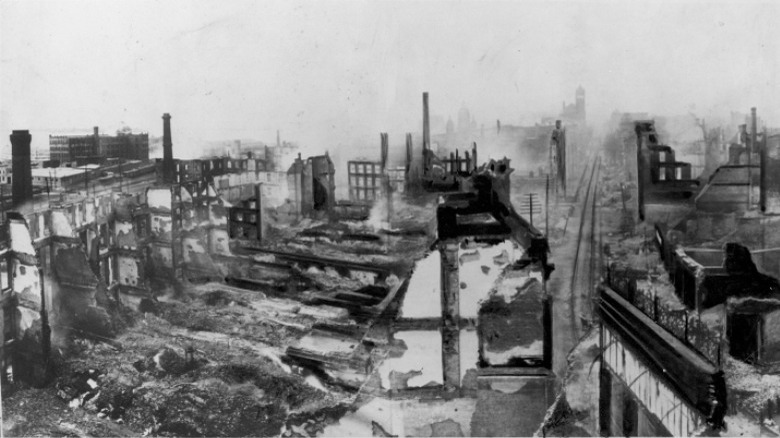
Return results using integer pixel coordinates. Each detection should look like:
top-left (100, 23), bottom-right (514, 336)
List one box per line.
top-left (4, 276), bottom-right (368, 436)
top-left (540, 328), bottom-right (600, 436)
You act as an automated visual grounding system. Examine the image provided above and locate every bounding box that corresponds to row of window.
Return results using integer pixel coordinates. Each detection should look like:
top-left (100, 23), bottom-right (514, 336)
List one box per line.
top-left (348, 162), bottom-right (382, 175)
top-left (349, 176), bottom-right (381, 188)
top-left (350, 187), bottom-right (378, 201)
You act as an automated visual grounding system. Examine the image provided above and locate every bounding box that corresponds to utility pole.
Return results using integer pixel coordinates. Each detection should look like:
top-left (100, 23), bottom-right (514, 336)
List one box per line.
top-left (523, 193), bottom-right (540, 227)
top-left (545, 175), bottom-right (550, 237)
top-left (749, 107), bottom-right (757, 209)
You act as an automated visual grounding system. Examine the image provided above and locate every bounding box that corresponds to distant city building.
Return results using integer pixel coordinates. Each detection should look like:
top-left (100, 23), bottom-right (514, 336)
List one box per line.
top-left (560, 86), bottom-right (586, 124)
top-left (0, 165), bottom-right (10, 184)
top-left (49, 126), bottom-right (149, 164)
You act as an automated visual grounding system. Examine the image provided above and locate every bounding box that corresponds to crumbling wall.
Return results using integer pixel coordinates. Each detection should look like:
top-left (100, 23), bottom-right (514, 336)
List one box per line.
top-left (149, 245), bottom-right (173, 270)
top-left (209, 228), bottom-right (230, 255)
top-left (378, 329), bottom-right (479, 390)
top-left (761, 308), bottom-right (780, 364)
top-left (117, 256), bottom-right (141, 288)
top-left (115, 221), bottom-right (138, 250)
top-left (181, 232), bottom-right (222, 282)
top-left (150, 215), bottom-right (172, 241)
top-left (5, 216), bottom-right (49, 385)
top-left (458, 239), bottom-right (517, 318)
top-left (112, 194), bottom-right (148, 297)
top-left (478, 275), bottom-right (545, 367)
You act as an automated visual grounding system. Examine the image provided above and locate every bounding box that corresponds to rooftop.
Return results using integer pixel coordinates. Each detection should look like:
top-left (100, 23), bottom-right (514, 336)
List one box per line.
top-left (31, 167), bottom-right (89, 178)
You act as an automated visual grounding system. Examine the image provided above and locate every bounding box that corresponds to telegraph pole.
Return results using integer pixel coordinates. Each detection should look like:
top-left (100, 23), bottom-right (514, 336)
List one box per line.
top-left (545, 175), bottom-right (550, 237)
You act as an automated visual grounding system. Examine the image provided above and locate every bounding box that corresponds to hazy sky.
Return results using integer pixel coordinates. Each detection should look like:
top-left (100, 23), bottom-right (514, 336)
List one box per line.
top-left (1, 0), bottom-right (778, 158)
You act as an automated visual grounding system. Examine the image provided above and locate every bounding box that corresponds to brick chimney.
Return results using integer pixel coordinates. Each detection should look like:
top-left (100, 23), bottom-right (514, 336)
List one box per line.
top-left (423, 92), bottom-right (430, 171)
top-left (380, 132), bottom-right (389, 171)
top-left (93, 126), bottom-right (100, 156)
top-left (162, 113), bottom-right (174, 184)
top-left (11, 130), bottom-right (33, 206)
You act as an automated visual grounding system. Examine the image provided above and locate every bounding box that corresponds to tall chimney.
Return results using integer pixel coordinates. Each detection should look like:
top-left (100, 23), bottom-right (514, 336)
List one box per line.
top-left (93, 126), bottom-right (100, 156)
top-left (423, 92), bottom-right (430, 172)
top-left (472, 142), bottom-right (478, 171)
top-left (380, 133), bottom-right (389, 171)
top-left (751, 107), bottom-right (758, 153)
top-left (162, 113), bottom-right (174, 184)
top-left (761, 125), bottom-right (768, 212)
top-left (11, 130), bottom-right (33, 206)
top-left (749, 107), bottom-right (757, 209)
top-left (405, 133), bottom-right (413, 173)
top-left (276, 130), bottom-right (281, 148)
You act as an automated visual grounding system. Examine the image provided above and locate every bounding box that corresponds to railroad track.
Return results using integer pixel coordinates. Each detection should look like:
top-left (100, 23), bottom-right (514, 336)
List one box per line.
top-left (568, 155), bottom-right (601, 341)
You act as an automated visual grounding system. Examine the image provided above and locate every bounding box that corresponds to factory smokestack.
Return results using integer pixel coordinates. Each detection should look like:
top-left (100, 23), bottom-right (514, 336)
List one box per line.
top-left (11, 130), bottom-right (33, 207)
top-left (751, 107), bottom-right (758, 153)
top-left (162, 113), bottom-right (174, 184)
top-left (380, 132), bottom-right (389, 171)
top-left (423, 93), bottom-right (430, 152)
top-left (93, 126), bottom-right (99, 156)
top-left (423, 92), bottom-right (430, 171)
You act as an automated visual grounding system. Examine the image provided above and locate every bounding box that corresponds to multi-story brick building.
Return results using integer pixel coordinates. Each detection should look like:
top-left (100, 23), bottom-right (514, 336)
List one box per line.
top-left (49, 127), bottom-right (149, 164)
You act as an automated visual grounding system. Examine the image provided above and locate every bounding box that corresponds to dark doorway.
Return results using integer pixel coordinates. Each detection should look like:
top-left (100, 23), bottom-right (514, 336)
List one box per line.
top-left (728, 313), bottom-right (760, 363)
top-left (312, 177), bottom-right (329, 211)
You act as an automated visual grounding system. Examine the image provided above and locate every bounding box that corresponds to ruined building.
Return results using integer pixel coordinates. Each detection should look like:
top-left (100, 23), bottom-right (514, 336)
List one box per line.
top-left (286, 153), bottom-right (336, 218)
top-left (635, 120), bottom-right (700, 220)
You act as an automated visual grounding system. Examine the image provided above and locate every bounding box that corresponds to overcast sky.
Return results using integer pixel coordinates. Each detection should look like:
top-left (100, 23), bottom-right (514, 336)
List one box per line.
top-left (1, 0), bottom-right (778, 158)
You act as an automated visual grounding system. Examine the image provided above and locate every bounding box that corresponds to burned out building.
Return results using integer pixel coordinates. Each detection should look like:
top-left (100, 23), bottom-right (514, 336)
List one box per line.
top-left (286, 153), bottom-right (335, 218)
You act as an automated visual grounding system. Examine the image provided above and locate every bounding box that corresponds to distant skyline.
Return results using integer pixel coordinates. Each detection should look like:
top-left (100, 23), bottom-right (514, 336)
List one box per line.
top-left (2, 0), bottom-right (778, 158)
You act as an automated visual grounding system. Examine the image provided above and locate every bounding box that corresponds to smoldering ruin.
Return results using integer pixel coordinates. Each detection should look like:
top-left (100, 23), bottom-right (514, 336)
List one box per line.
top-left (2, 2), bottom-right (780, 437)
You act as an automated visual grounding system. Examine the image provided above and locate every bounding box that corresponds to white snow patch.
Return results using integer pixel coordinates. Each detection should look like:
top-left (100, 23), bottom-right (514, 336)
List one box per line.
top-left (484, 340), bottom-right (544, 364)
top-left (488, 378), bottom-right (528, 394)
top-left (17, 306), bottom-right (39, 332)
top-left (304, 374), bottom-right (328, 392)
top-left (401, 252), bottom-right (441, 318)
top-left (51, 211), bottom-right (74, 237)
top-left (378, 329), bottom-right (479, 388)
top-left (379, 330), bottom-right (442, 389)
top-left (9, 222), bottom-right (35, 254)
top-left (114, 221), bottom-right (134, 236)
top-left (321, 398), bottom-right (404, 437)
top-left (147, 189), bottom-right (171, 210)
top-left (12, 260), bottom-right (39, 297)
top-left (258, 349), bottom-right (292, 374)
top-left (253, 254), bottom-right (276, 263)
top-left (460, 328), bottom-right (479, 380)
top-left (179, 186), bottom-right (193, 202)
top-left (295, 333), bottom-right (358, 356)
